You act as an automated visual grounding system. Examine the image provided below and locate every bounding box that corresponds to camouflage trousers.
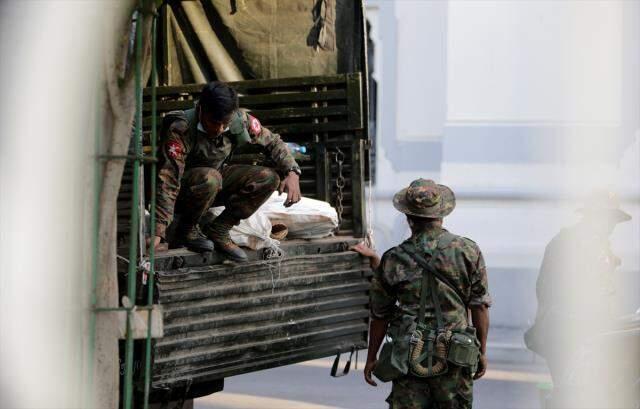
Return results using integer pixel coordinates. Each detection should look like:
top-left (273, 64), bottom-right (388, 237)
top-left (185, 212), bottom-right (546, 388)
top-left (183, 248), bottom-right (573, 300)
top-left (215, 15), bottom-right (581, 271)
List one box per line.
top-left (387, 367), bottom-right (473, 409)
top-left (174, 165), bottom-right (280, 227)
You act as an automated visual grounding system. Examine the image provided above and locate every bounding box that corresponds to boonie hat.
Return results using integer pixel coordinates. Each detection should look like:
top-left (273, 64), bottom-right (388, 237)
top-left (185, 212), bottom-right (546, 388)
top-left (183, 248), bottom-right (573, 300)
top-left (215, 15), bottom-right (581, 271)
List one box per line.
top-left (393, 179), bottom-right (456, 218)
top-left (577, 190), bottom-right (631, 223)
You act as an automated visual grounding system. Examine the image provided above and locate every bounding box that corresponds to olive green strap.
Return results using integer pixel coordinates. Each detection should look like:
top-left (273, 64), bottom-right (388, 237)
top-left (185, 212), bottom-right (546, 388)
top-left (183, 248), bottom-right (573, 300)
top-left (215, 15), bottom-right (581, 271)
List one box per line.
top-left (417, 255), bottom-right (430, 326)
top-left (429, 273), bottom-right (444, 330)
top-left (404, 248), bottom-right (467, 309)
top-left (401, 243), bottom-right (442, 328)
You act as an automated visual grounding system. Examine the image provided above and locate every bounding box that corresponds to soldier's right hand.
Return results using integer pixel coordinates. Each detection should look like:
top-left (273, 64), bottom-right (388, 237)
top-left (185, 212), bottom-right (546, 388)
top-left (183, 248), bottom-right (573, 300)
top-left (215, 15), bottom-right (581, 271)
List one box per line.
top-left (364, 359), bottom-right (378, 387)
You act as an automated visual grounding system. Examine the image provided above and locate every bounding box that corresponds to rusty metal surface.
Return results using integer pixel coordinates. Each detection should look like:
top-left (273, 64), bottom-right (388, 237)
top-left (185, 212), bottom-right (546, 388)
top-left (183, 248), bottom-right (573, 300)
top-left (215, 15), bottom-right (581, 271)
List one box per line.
top-left (149, 238), bottom-right (371, 398)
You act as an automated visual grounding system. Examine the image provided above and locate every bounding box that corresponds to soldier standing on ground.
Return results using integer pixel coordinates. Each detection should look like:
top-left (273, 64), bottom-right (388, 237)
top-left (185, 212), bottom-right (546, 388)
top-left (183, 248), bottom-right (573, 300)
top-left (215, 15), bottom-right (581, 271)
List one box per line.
top-left (148, 81), bottom-right (302, 261)
top-left (525, 191), bottom-right (632, 407)
top-left (352, 179), bottom-right (492, 409)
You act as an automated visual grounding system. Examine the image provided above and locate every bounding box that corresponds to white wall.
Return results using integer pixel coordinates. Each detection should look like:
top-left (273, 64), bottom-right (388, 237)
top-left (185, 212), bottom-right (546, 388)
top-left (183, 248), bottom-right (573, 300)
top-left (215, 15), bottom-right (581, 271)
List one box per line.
top-left (366, 0), bottom-right (640, 329)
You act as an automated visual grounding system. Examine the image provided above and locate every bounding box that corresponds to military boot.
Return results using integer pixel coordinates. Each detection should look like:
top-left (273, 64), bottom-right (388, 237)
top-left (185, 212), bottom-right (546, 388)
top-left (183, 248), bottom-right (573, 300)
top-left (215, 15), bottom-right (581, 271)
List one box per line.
top-left (174, 223), bottom-right (214, 253)
top-left (204, 211), bottom-right (248, 262)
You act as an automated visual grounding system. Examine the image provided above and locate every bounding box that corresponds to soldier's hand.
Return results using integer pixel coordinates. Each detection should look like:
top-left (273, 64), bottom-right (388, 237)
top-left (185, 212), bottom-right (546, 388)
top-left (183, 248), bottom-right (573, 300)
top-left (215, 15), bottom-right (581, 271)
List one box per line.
top-left (350, 242), bottom-right (376, 258)
top-left (278, 171), bottom-right (301, 207)
top-left (350, 243), bottom-right (381, 269)
top-left (364, 359), bottom-right (378, 387)
top-left (473, 354), bottom-right (487, 380)
top-left (146, 235), bottom-right (167, 255)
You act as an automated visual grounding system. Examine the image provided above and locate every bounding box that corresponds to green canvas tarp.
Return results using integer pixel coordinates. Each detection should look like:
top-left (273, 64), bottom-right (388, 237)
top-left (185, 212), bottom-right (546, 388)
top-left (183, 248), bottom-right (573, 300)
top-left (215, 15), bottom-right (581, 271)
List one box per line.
top-left (158, 0), bottom-right (364, 84)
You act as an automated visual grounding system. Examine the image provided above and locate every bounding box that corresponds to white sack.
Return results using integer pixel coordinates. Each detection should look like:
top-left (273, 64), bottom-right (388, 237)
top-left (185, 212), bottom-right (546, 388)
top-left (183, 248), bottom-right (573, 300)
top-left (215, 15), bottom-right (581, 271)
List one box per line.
top-left (260, 192), bottom-right (339, 239)
top-left (208, 206), bottom-right (274, 250)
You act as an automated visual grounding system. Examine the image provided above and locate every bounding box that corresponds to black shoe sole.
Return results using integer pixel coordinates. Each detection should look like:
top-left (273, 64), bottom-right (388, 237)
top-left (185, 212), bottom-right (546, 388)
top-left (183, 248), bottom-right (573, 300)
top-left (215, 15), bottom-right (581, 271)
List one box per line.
top-left (214, 247), bottom-right (248, 262)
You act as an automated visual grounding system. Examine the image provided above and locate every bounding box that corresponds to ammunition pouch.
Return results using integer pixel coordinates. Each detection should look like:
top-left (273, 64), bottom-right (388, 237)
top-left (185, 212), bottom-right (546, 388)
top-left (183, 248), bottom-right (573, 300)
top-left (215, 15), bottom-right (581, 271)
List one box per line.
top-left (406, 326), bottom-right (480, 378)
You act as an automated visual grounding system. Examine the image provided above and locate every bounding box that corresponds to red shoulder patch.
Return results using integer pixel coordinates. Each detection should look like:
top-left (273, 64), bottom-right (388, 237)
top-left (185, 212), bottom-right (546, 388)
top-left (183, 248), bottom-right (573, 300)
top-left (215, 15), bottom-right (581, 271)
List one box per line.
top-left (166, 140), bottom-right (183, 160)
top-left (248, 115), bottom-right (262, 136)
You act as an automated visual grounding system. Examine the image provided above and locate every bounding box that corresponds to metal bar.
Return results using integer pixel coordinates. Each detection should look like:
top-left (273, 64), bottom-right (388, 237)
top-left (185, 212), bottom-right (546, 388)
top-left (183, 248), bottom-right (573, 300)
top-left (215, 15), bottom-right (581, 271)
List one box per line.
top-left (351, 140), bottom-right (366, 238)
top-left (143, 12), bottom-right (158, 409)
top-left (98, 154), bottom-right (158, 163)
top-left (123, 8), bottom-right (143, 409)
top-left (94, 306), bottom-right (155, 312)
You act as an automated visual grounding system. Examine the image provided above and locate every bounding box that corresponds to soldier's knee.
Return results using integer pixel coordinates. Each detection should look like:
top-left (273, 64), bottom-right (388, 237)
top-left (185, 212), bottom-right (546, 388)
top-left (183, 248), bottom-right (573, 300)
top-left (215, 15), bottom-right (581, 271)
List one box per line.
top-left (204, 169), bottom-right (223, 192)
top-left (255, 168), bottom-right (280, 191)
top-left (189, 168), bottom-right (222, 197)
top-left (270, 170), bottom-right (281, 190)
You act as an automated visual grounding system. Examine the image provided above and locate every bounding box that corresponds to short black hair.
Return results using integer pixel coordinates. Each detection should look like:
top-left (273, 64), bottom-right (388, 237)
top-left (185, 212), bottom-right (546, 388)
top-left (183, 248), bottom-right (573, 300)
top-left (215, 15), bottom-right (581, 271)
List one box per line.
top-left (406, 214), bottom-right (440, 229)
top-left (199, 81), bottom-right (239, 121)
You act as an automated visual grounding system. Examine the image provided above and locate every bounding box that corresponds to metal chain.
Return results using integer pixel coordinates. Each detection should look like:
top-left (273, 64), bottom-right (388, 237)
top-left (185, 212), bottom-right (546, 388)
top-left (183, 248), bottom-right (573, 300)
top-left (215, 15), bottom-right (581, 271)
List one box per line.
top-left (334, 148), bottom-right (346, 229)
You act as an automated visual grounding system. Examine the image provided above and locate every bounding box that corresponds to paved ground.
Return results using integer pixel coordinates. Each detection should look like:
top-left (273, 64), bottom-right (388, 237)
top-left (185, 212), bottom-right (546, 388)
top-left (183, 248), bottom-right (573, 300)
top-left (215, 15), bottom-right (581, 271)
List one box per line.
top-left (195, 354), bottom-right (550, 409)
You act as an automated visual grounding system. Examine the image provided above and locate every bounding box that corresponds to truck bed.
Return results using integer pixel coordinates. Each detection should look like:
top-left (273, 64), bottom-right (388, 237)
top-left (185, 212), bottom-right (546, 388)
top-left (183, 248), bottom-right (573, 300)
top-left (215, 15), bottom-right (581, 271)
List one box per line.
top-left (147, 236), bottom-right (371, 402)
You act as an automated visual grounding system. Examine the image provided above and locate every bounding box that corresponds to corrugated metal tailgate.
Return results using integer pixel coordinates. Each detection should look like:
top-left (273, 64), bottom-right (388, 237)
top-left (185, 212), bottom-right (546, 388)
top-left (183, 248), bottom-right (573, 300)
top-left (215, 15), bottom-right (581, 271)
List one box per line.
top-left (152, 250), bottom-right (371, 389)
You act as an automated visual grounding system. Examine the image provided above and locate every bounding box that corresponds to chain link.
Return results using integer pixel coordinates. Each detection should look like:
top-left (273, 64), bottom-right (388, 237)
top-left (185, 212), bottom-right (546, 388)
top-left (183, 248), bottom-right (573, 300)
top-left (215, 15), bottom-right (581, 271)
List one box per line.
top-left (334, 148), bottom-right (346, 230)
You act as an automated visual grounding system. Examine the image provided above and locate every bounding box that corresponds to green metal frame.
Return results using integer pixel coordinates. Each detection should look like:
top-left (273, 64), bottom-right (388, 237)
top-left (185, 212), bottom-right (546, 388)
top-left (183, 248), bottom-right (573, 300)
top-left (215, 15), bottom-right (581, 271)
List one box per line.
top-left (91, 4), bottom-right (159, 409)
top-left (143, 12), bottom-right (159, 409)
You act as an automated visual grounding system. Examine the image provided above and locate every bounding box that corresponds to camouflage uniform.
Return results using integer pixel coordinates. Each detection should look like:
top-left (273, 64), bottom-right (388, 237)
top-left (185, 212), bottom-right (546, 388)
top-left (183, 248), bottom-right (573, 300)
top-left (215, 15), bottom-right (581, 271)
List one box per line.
top-left (528, 224), bottom-right (621, 389)
top-left (524, 192), bottom-right (632, 407)
top-left (371, 179), bottom-right (492, 409)
top-left (155, 107), bottom-right (300, 241)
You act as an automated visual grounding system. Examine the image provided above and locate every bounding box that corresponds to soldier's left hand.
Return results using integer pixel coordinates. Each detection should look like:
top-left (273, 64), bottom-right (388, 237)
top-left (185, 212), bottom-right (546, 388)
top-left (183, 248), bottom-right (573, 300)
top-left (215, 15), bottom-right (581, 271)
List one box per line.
top-left (473, 354), bottom-right (487, 380)
top-left (364, 359), bottom-right (378, 387)
top-left (279, 171), bottom-right (301, 207)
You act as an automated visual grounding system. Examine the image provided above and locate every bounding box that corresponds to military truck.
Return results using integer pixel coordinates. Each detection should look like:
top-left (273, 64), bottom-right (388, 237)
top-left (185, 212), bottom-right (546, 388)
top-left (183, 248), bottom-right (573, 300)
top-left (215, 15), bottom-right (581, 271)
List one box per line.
top-left (116, 0), bottom-right (372, 405)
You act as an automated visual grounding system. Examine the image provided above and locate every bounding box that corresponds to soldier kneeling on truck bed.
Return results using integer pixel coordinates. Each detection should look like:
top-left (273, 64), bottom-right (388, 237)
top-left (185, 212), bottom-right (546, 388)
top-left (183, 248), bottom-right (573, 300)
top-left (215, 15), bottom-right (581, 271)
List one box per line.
top-left (148, 81), bottom-right (302, 261)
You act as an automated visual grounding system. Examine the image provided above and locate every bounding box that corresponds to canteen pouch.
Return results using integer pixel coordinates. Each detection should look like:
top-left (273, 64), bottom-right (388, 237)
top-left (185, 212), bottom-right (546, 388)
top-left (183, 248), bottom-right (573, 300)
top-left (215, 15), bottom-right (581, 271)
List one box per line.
top-left (372, 315), bottom-right (415, 383)
top-left (447, 327), bottom-right (481, 371)
top-left (372, 341), bottom-right (403, 382)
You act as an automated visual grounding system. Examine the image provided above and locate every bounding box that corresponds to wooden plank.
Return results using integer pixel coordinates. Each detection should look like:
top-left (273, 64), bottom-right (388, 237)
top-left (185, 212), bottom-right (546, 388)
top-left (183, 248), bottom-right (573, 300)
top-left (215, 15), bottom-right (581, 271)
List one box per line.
top-left (154, 322), bottom-right (366, 368)
top-left (267, 121), bottom-right (356, 135)
top-left (161, 295), bottom-right (368, 336)
top-left (240, 89), bottom-right (346, 106)
top-left (162, 282), bottom-right (368, 320)
top-left (144, 99), bottom-right (196, 112)
top-left (156, 309), bottom-right (368, 351)
top-left (346, 73), bottom-right (364, 131)
top-left (143, 92), bottom-right (348, 114)
top-left (248, 105), bottom-right (347, 121)
top-left (157, 256), bottom-right (363, 289)
top-left (227, 74), bottom-right (347, 91)
top-left (153, 336), bottom-right (365, 384)
top-left (159, 269), bottom-right (364, 304)
top-left (315, 144), bottom-right (330, 202)
top-left (143, 74), bottom-right (347, 97)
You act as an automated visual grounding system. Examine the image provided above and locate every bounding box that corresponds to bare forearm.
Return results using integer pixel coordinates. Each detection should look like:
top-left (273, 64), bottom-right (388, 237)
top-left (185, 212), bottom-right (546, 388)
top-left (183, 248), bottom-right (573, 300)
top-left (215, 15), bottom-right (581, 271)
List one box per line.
top-left (367, 318), bottom-right (388, 362)
top-left (470, 305), bottom-right (489, 354)
top-left (369, 255), bottom-right (381, 270)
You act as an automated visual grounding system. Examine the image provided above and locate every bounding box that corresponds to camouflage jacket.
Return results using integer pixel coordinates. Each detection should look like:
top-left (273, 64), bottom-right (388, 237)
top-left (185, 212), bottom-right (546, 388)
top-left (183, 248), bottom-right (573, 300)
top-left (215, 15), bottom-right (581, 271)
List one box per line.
top-left (370, 227), bottom-right (492, 330)
top-left (155, 108), bottom-right (300, 238)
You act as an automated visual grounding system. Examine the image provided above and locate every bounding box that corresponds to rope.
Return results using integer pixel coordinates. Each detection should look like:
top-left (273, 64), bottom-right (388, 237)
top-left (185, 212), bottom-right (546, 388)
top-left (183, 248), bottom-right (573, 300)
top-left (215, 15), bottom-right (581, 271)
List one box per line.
top-left (263, 239), bottom-right (285, 293)
top-left (365, 176), bottom-right (376, 249)
top-left (230, 220), bottom-right (286, 292)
